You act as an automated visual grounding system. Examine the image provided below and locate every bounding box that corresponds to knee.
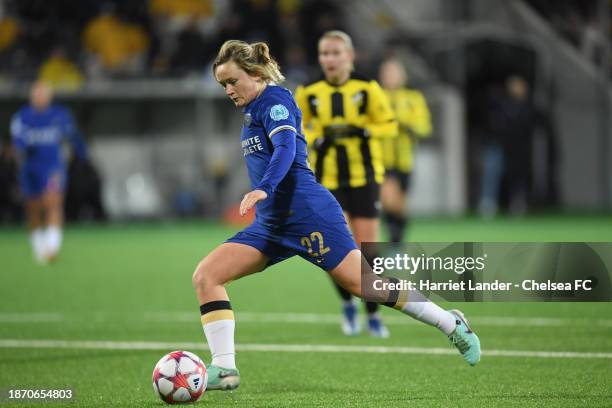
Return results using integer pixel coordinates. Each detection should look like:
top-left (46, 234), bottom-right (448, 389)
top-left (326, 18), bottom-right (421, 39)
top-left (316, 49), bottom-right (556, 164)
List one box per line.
top-left (192, 258), bottom-right (213, 290)
top-left (344, 279), bottom-right (361, 297)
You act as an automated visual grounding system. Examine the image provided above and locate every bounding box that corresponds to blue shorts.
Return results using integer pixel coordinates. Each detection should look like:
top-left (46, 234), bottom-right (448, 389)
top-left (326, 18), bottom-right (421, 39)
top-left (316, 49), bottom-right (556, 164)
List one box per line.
top-left (227, 211), bottom-right (357, 271)
top-left (19, 167), bottom-right (66, 199)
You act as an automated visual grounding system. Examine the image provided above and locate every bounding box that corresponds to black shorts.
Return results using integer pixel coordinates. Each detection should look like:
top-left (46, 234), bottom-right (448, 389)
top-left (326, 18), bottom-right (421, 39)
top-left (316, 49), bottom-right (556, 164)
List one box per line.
top-left (385, 170), bottom-right (412, 193)
top-left (330, 183), bottom-right (381, 218)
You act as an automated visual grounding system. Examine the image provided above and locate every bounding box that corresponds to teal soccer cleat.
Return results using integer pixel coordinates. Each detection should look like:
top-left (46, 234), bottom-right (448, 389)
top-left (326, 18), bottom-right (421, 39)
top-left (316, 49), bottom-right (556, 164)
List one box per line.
top-left (448, 309), bottom-right (481, 366)
top-left (206, 365), bottom-right (240, 391)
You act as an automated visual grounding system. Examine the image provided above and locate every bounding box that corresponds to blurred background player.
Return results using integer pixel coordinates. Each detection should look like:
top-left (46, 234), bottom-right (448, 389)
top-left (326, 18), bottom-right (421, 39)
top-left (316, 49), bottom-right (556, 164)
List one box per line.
top-left (295, 31), bottom-right (398, 338)
top-left (379, 58), bottom-right (432, 243)
top-left (10, 81), bottom-right (88, 263)
top-left (478, 75), bottom-right (535, 218)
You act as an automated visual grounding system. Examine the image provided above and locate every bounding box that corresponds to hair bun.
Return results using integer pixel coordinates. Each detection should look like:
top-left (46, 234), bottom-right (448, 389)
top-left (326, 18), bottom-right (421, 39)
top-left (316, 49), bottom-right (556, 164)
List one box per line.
top-left (251, 42), bottom-right (270, 64)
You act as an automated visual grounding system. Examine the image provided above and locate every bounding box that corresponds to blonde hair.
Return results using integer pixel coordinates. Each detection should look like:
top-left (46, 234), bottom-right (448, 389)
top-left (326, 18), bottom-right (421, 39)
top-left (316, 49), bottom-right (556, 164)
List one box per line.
top-left (319, 30), bottom-right (354, 53)
top-left (213, 40), bottom-right (285, 83)
top-left (319, 30), bottom-right (355, 72)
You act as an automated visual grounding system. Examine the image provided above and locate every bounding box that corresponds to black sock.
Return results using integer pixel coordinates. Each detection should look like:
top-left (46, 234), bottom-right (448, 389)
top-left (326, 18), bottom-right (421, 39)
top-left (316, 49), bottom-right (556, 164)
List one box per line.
top-left (384, 212), bottom-right (407, 243)
top-left (333, 281), bottom-right (353, 301)
top-left (365, 301), bottom-right (379, 314)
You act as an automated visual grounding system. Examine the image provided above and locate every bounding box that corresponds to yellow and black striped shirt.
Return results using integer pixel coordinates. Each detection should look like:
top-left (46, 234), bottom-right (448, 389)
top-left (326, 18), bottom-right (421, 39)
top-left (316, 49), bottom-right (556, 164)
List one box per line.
top-left (295, 73), bottom-right (397, 190)
top-left (381, 88), bottom-right (432, 173)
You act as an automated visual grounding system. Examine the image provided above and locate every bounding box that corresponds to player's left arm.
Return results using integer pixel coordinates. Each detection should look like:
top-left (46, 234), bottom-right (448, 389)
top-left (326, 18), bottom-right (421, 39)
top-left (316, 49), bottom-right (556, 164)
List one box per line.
top-left (364, 80), bottom-right (398, 139)
top-left (10, 113), bottom-right (27, 166)
top-left (241, 98), bottom-right (297, 215)
top-left (62, 108), bottom-right (88, 160)
top-left (404, 91), bottom-right (433, 139)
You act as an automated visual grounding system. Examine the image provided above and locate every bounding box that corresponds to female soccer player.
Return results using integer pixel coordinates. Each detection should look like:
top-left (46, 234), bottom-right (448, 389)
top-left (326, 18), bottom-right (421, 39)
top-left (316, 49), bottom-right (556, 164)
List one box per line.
top-left (379, 58), bottom-right (432, 243)
top-left (11, 81), bottom-right (87, 263)
top-left (193, 40), bottom-right (480, 391)
top-left (295, 31), bottom-right (395, 337)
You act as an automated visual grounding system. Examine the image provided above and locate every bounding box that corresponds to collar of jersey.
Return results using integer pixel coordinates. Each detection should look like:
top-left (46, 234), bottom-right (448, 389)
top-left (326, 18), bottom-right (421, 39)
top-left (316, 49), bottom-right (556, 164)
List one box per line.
top-left (243, 83), bottom-right (278, 111)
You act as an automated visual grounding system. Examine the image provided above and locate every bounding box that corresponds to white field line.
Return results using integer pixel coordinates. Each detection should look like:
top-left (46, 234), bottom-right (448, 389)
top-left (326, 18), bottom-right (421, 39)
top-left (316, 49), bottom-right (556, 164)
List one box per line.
top-left (0, 313), bottom-right (64, 323)
top-left (1, 311), bottom-right (612, 328)
top-left (0, 339), bottom-right (611, 359)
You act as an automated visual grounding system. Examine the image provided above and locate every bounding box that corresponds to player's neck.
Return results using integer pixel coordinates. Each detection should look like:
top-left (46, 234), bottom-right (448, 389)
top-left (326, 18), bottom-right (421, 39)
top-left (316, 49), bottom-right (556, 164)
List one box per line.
top-left (255, 82), bottom-right (268, 99)
top-left (326, 72), bottom-right (350, 87)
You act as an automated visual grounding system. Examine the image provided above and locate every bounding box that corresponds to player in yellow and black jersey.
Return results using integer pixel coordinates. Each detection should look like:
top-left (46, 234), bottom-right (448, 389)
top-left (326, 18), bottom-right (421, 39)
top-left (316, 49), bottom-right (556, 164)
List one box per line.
top-left (295, 31), bottom-right (398, 338)
top-left (379, 58), bottom-right (432, 243)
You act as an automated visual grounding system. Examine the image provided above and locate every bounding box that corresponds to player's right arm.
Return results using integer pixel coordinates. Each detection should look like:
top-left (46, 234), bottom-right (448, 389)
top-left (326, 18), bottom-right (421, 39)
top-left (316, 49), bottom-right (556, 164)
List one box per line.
top-left (10, 112), bottom-right (27, 166)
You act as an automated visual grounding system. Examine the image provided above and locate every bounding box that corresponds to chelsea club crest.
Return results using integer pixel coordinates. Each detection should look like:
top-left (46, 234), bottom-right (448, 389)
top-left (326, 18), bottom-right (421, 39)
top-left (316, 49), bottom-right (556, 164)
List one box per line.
top-left (243, 113), bottom-right (252, 126)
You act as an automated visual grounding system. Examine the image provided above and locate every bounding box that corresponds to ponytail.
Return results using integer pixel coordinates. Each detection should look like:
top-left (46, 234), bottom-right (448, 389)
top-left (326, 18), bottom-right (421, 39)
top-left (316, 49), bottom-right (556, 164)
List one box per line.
top-left (213, 40), bottom-right (285, 84)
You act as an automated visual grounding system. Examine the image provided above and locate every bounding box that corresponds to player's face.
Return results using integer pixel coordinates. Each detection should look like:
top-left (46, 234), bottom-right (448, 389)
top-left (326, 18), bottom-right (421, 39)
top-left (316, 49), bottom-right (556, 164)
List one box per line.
top-left (318, 37), bottom-right (354, 84)
top-left (215, 61), bottom-right (264, 107)
top-left (379, 60), bottom-right (406, 90)
top-left (30, 82), bottom-right (53, 111)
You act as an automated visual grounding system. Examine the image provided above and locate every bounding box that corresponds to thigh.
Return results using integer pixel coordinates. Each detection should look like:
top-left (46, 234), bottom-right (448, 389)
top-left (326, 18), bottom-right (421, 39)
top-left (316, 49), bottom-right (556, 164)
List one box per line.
top-left (45, 170), bottom-right (66, 195)
top-left (226, 223), bottom-right (295, 267)
top-left (284, 212), bottom-right (357, 271)
top-left (329, 249), bottom-right (389, 303)
top-left (200, 242), bottom-right (269, 284)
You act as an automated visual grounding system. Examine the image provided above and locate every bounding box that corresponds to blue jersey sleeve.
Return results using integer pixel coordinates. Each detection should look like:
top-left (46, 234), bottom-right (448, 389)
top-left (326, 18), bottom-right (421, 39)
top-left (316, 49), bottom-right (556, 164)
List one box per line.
top-left (60, 107), bottom-right (87, 160)
top-left (261, 93), bottom-right (299, 140)
top-left (10, 112), bottom-right (26, 161)
top-left (254, 129), bottom-right (296, 196)
top-left (254, 91), bottom-right (299, 196)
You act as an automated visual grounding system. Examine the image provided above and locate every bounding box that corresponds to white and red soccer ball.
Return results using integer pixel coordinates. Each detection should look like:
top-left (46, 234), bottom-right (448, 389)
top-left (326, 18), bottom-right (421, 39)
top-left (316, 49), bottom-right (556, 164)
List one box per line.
top-left (152, 351), bottom-right (207, 404)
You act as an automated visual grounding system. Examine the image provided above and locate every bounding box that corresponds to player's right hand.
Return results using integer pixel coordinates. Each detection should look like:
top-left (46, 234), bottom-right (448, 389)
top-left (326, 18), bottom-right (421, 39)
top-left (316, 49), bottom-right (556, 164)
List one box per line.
top-left (239, 189), bottom-right (268, 216)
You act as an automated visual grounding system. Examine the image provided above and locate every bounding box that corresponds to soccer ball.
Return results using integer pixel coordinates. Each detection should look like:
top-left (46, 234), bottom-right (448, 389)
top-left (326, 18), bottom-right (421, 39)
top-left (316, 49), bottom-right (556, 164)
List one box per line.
top-left (152, 350), bottom-right (207, 404)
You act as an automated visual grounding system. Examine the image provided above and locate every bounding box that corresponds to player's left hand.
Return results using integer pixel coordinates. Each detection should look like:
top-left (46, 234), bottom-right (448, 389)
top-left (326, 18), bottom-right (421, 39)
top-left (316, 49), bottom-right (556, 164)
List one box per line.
top-left (240, 189), bottom-right (268, 216)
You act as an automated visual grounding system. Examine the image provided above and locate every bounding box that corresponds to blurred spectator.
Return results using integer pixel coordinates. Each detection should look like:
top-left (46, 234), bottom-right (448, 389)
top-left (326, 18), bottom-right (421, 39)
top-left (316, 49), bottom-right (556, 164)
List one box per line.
top-left (278, 0), bottom-right (304, 50)
top-left (232, 0), bottom-right (283, 62)
top-left (527, 0), bottom-right (599, 51)
top-left (82, 4), bottom-right (150, 77)
top-left (0, 14), bottom-right (19, 52)
top-left (284, 45), bottom-right (309, 86)
top-left (0, 12), bottom-right (22, 79)
top-left (150, 0), bottom-right (215, 21)
top-left (0, 140), bottom-right (22, 223)
top-left (11, 0), bottom-right (94, 75)
top-left (169, 19), bottom-right (213, 76)
top-left (300, 0), bottom-right (345, 66)
top-left (1, 0), bottom-right (346, 80)
top-left (38, 47), bottom-right (84, 91)
top-left (479, 75), bottom-right (535, 218)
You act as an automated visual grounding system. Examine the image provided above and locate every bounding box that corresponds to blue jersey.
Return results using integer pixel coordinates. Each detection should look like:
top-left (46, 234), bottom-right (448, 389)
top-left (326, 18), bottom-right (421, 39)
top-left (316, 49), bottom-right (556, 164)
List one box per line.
top-left (241, 85), bottom-right (342, 226)
top-left (10, 103), bottom-right (87, 171)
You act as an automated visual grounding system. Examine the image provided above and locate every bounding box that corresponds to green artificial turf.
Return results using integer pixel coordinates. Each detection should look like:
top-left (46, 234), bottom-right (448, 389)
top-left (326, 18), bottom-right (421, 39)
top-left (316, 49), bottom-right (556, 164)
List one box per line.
top-left (0, 216), bottom-right (611, 407)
